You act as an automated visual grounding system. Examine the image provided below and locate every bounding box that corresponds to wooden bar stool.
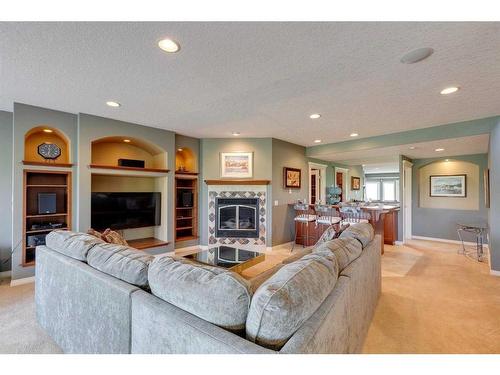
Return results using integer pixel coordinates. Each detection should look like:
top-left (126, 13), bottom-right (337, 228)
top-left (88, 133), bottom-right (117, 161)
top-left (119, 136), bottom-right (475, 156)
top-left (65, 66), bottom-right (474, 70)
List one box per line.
top-left (292, 203), bottom-right (316, 250)
top-left (314, 204), bottom-right (341, 241)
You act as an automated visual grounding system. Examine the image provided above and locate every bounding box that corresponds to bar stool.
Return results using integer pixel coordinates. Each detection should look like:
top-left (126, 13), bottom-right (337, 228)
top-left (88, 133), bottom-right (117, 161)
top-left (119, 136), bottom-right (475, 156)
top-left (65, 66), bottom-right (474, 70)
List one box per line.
top-left (315, 204), bottom-right (341, 241)
top-left (292, 203), bottom-right (316, 250)
top-left (339, 207), bottom-right (371, 225)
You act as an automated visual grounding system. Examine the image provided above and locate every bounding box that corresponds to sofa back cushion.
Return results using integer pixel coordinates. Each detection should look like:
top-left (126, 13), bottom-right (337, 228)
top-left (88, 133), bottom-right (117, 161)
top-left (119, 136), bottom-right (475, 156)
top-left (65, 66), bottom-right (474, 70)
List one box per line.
top-left (246, 251), bottom-right (339, 350)
top-left (45, 230), bottom-right (104, 261)
top-left (87, 243), bottom-right (154, 288)
top-left (338, 222), bottom-right (374, 248)
top-left (148, 256), bottom-right (252, 332)
top-left (313, 237), bottom-right (362, 272)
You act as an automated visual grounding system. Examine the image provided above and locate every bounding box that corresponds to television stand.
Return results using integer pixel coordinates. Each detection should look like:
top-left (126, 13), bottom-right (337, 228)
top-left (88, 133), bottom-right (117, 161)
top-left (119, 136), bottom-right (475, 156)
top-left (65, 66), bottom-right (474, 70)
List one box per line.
top-left (128, 237), bottom-right (169, 250)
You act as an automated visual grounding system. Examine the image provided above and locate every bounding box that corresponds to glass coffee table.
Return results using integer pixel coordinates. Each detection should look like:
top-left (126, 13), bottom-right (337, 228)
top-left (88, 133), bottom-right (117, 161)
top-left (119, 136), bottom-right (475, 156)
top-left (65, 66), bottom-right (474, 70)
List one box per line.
top-left (183, 245), bottom-right (267, 276)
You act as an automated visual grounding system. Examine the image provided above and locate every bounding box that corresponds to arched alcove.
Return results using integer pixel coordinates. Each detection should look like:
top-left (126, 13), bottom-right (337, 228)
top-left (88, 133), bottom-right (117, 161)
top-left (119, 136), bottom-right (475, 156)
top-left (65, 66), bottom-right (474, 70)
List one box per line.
top-left (175, 147), bottom-right (196, 173)
top-left (24, 126), bottom-right (71, 164)
top-left (91, 136), bottom-right (167, 170)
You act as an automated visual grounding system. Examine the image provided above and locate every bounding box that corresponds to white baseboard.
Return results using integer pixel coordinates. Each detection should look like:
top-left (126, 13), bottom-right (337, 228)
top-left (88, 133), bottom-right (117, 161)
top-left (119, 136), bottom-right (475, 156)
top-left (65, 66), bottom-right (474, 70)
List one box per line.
top-left (0, 270), bottom-right (11, 279)
top-left (394, 241), bottom-right (404, 246)
top-left (490, 270), bottom-right (500, 277)
top-left (411, 235), bottom-right (489, 249)
top-left (10, 276), bottom-right (35, 287)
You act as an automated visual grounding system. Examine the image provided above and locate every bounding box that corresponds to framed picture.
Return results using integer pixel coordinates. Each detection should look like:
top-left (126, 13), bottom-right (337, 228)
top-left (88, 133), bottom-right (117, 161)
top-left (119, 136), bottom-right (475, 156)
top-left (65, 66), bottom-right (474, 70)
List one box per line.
top-left (220, 152), bottom-right (253, 178)
top-left (429, 174), bottom-right (466, 197)
top-left (351, 176), bottom-right (361, 190)
top-left (283, 167), bottom-right (301, 189)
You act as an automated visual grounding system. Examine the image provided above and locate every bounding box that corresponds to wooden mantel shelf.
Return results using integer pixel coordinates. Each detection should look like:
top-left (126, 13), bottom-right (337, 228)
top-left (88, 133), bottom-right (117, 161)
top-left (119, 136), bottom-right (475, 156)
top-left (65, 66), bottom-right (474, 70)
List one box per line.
top-left (88, 164), bottom-right (170, 173)
top-left (204, 179), bottom-right (271, 185)
top-left (23, 160), bottom-right (74, 168)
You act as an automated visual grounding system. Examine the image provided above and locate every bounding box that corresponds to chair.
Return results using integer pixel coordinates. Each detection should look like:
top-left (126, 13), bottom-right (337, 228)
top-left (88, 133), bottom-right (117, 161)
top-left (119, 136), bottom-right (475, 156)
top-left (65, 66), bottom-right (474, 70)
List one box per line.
top-left (314, 204), bottom-right (341, 242)
top-left (339, 207), bottom-right (371, 225)
top-left (292, 203), bottom-right (316, 250)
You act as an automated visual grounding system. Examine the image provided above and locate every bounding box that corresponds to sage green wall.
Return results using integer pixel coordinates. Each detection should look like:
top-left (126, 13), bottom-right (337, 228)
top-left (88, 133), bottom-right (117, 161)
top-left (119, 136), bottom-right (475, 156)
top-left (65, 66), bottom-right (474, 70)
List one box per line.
top-left (272, 139), bottom-right (310, 246)
top-left (199, 138), bottom-right (273, 245)
top-left (0, 111), bottom-right (13, 273)
top-left (488, 121), bottom-right (500, 272)
top-left (412, 154), bottom-right (488, 243)
top-left (12, 103), bottom-right (78, 280)
top-left (77, 113), bottom-right (176, 253)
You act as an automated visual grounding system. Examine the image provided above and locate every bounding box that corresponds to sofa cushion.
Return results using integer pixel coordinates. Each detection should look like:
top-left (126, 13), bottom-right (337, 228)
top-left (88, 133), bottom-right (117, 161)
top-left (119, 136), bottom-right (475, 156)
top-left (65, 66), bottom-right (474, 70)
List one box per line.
top-left (87, 243), bottom-right (154, 288)
top-left (313, 237), bottom-right (362, 272)
top-left (45, 230), bottom-right (104, 261)
top-left (338, 222), bottom-right (374, 248)
top-left (246, 251), bottom-right (339, 350)
top-left (148, 256), bottom-right (252, 332)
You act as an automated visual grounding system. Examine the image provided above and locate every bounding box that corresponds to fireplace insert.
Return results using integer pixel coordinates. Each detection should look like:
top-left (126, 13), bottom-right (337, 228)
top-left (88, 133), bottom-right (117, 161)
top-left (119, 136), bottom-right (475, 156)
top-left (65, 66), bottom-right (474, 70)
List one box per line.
top-left (215, 197), bottom-right (259, 238)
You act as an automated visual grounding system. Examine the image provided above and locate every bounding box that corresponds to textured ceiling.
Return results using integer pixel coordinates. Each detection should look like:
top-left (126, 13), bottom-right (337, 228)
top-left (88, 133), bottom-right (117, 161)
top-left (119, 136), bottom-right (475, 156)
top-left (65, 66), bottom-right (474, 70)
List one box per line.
top-left (1, 22), bottom-right (499, 146)
top-left (324, 133), bottom-right (490, 165)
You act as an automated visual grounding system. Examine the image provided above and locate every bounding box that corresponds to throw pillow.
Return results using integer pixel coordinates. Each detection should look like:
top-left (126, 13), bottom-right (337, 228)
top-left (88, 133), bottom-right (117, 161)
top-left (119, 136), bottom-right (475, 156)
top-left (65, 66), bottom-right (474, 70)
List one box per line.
top-left (87, 228), bottom-right (104, 240)
top-left (102, 228), bottom-right (129, 246)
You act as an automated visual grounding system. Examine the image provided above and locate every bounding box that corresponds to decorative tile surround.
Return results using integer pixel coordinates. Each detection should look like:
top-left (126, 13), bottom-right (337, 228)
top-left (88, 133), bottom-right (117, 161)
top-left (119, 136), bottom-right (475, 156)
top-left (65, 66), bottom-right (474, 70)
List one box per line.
top-left (208, 185), bottom-right (267, 246)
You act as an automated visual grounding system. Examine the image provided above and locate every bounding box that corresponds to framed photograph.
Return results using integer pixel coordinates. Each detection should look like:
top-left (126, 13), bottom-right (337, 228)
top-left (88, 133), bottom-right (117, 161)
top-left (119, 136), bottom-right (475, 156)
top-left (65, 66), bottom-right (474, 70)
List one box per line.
top-left (220, 152), bottom-right (253, 178)
top-left (283, 167), bottom-right (301, 189)
top-left (429, 174), bottom-right (467, 197)
top-left (351, 176), bottom-right (361, 190)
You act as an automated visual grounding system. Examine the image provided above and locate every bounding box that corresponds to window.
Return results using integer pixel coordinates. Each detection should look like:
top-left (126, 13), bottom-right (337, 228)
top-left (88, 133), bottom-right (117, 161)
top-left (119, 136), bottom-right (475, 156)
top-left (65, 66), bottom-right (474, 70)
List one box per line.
top-left (365, 177), bottom-right (400, 202)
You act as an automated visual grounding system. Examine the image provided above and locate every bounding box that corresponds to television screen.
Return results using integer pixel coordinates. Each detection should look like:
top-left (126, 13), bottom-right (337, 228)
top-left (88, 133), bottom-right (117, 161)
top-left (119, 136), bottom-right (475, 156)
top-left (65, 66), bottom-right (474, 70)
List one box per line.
top-left (91, 192), bottom-right (161, 230)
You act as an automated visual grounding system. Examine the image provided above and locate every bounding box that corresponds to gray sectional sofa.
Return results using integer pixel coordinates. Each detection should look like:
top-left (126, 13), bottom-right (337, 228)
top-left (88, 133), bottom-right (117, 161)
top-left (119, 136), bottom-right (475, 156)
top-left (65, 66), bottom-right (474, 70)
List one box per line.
top-left (35, 224), bottom-right (381, 354)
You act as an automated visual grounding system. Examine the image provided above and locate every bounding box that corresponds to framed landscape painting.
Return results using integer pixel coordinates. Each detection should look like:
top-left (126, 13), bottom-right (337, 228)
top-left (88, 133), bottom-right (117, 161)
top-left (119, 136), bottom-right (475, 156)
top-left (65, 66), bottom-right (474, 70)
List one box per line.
top-left (429, 174), bottom-right (467, 197)
top-left (284, 167), bottom-right (301, 188)
top-left (220, 152), bottom-right (253, 178)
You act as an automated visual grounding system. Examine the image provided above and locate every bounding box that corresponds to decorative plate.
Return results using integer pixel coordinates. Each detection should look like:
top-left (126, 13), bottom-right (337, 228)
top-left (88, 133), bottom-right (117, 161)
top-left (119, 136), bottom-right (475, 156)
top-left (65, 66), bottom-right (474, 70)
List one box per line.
top-left (37, 142), bottom-right (61, 160)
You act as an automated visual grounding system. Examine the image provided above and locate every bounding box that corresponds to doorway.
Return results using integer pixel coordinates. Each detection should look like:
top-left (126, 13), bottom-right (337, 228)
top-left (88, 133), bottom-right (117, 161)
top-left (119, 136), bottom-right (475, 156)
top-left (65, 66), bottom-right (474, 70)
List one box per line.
top-left (335, 167), bottom-right (349, 202)
top-left (402, 160), bottom-right (413, 242)
top-left (308, 162), bottom-right (327, 204)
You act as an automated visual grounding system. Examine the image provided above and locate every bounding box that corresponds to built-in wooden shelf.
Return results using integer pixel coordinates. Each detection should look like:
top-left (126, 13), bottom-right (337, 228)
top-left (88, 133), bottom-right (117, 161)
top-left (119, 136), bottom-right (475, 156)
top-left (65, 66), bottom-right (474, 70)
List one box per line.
top-left (176, 207), bottom-right (193, 210)
top-left (23, 161), bottom-right (74, 168)
top-left (175, 175), bottom-right (198, 243)
top-left (88, 164), bottom-right (170, 174)
top-left (175, 171), bottom-right (199, 175)
top-left (26, 227), bottom-right (68, 234)
top-left (128, 237), bottom-right (169, 250)
top-left (176, 186), bottom-right (194, 189)
top-left (26, 213), bottom-right (68, 218)
top-left (176, 216), bottom-right (193, 220)
top-left (176, 235), bottom-right (199, 242)
top-left (27, 184), bottom-right (68, 188)
top-left (204, 179), bottom-right (271, 185)
top-left (176, 226), bottom-right (193, 230)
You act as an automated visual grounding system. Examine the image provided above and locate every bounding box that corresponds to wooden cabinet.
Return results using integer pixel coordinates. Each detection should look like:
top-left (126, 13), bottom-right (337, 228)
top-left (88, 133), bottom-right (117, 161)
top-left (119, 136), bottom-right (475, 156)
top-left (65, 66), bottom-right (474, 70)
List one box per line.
top-left (383, 209), bottom-right (398, 245)
top-left (175, 174), bottom-right (198, 242)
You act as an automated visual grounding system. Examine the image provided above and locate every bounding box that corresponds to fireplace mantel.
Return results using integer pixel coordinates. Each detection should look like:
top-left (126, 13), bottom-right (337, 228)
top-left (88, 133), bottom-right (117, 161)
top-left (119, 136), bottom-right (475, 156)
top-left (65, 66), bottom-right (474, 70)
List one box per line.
top-left (204, 179), bottom-right (270, 185)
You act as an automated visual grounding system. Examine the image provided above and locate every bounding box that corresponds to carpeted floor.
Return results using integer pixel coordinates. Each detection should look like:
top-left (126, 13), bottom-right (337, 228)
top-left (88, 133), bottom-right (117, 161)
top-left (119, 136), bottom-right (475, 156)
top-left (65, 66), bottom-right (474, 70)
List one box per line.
top-left (1, 239), bottom-right (499, 354)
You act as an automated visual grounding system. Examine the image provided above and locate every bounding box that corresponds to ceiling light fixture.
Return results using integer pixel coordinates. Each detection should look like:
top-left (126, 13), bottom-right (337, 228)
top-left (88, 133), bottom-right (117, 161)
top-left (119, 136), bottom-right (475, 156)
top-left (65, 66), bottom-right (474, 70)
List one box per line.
top-left (177, 148), bottom-right (183, 152)
top-left (232, 132), bottom-right (240, 136)
top-left (440, 86), bottom-right (459, 95)
top-left (43, 129), bottom-right (53, 133)
top-left (106, 101), bottom-right (121, 107)
top-left (309, 114), bottom-right (321, 119)
top-left (400, 47), bottom-right (434, 64)
top-left (158, 38), bottom-right (180, 53)
top-left (350, 133), bottom-right (359, 137)
top-left (435, 148), bottom-right (445, 152)
top-left (409, 146), bottom-right (416, 150)
top-left (314, 139), bottom-right (322, 143)
top-left (123, 139), bottom-right (131, 143)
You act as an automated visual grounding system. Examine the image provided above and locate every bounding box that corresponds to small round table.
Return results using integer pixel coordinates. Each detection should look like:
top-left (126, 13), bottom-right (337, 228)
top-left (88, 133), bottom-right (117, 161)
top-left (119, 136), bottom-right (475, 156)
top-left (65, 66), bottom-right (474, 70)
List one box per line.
top-left (456, 222), bottom-right (488, 262)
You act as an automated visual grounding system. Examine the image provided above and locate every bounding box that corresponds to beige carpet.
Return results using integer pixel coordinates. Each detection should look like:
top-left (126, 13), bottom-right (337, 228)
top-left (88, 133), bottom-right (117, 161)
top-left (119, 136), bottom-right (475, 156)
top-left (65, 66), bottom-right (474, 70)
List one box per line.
top-left (1, 240), bottom-right (499, 354)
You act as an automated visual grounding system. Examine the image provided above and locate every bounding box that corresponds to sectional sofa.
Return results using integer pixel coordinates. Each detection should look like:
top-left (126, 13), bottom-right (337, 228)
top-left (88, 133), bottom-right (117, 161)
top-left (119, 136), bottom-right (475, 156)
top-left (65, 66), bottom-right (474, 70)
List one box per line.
top-left (35, 223), bottom-right (381, 354)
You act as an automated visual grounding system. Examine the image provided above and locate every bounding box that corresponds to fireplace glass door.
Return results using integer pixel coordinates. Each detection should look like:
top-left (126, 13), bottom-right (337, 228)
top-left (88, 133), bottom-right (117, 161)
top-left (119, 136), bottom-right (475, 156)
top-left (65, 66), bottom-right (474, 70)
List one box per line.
top-left (216, 198), bottom-right (259, 238)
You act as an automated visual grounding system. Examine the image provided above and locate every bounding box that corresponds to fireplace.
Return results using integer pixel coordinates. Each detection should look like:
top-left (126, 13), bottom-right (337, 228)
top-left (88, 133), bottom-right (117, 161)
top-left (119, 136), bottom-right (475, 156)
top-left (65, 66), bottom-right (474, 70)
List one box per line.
top-left (215, 197), bottom-right (259, 238)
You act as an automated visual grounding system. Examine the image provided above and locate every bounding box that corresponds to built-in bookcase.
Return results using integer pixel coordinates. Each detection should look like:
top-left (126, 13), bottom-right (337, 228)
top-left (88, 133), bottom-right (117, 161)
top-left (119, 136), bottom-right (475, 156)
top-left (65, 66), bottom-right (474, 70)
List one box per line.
top-left (23, 170), bottom-right (72, 266)
top-left (175, 174), bottom-right (198, 241)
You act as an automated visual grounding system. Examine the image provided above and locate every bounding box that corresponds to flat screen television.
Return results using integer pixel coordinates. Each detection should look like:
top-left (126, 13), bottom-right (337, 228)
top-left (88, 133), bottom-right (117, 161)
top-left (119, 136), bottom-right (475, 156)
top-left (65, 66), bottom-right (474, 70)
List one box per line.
top-left (91, 192), bottom-right (161, 230)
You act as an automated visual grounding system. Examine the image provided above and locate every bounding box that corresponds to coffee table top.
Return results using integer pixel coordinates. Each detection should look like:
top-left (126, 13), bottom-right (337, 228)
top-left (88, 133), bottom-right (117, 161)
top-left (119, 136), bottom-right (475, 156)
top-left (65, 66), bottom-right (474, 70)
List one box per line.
top-left (184, 245), bottom-right (267, 276)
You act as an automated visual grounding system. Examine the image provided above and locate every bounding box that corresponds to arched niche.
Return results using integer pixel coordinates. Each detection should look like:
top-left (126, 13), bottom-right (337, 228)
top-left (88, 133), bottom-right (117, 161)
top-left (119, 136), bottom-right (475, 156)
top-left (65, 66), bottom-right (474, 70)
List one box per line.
top-left (175, 147), bottom-right (196, 173)
top-left (24, 126), bottom-right (71, 164)
top-left (91, 136), bottom-right (167, 169)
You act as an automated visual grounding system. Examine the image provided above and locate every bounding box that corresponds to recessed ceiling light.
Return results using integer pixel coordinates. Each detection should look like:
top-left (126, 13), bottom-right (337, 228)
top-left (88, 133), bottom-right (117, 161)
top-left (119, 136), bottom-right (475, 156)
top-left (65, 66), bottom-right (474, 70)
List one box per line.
top-left (435, 148), bottom-right (445, 152)
top-left (177, 148), bottom-right (183, 152)
top-left (400, 47), bottom-right (434, 64)
top-left (440, 86), bottom-right (459, 95)
top-left (106, 101), bottom-right (121, 107)
top-left (350, 133), bottom-right (359, 137)
top-left (309, 114), bottom-right (321, 119)
top-left (409, 146), bottom-right (416, 150)
top-left (232, 132), bottom-right (240, 136)
top-left (123, 139), bottom-right (131, 143)
top-left (158, 38), bottom-right (180, 53)
top-left (43, 129), bottom-right (53, 133)
top-left (445, 159), bottom-right (450, 162)
top-left (314, 139), bottom-right (322, 143)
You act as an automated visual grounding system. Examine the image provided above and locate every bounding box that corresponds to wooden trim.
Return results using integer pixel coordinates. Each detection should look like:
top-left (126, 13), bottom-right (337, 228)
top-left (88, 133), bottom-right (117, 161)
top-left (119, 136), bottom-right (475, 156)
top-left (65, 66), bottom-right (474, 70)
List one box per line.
top-left (204, 179), bottom-right (271, 185)
top-left (88, 164), bottom-right (170, 173)
top-left (128, 237), bottom-right (169, 250)
top-left (175, 171), bottom-right (199, 175)
top-left (22, 160), bottom-right (74, 168)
